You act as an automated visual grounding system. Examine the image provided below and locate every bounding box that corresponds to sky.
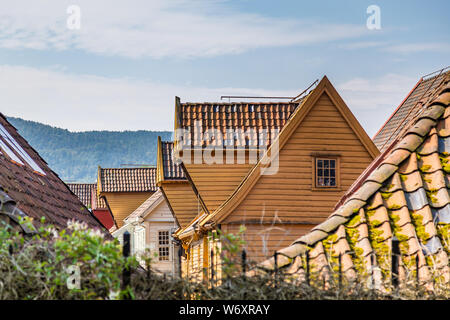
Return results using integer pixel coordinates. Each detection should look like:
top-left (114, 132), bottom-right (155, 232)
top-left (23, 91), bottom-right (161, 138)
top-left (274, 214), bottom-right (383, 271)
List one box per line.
top-left (0, 0), bottom-right (449, 137)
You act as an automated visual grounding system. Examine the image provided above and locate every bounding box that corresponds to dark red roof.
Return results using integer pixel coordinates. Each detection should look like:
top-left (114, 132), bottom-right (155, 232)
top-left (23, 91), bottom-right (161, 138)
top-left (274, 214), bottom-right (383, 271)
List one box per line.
top-left (67, 183), bottom-right (107, 209)
top-left (161, 141), bottom-right (185, 180)
top-left (67, 183), bottom-right (94, 208)
top-left (0, 114), bottom-right (107, 233)
top-left (373, 68), bottom-right (450, 152)
top-left (98, 167), bottom-right (157, 193)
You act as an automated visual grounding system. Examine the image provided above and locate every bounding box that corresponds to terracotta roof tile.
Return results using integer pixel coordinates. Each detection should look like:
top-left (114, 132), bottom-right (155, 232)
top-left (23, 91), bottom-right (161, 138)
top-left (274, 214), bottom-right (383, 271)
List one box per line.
top-left (99, 167), bottom-right (157, 193)
top-left (67, 183), bottom-right (107, 209)
top-left (0, 114), bottom-right (107, 234)
top-left (177, 101), bottom-right (304, 148)
top-left (255, 75), bottom-right (450, 288)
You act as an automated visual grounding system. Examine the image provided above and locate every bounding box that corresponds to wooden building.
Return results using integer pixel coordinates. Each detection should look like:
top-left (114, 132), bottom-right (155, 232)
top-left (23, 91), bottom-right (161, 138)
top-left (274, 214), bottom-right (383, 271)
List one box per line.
top-left (67, 183), bottom-right (115, 230)
top-left (256, 71), bottom-right (450, 289)
top-left (172, 76), bottom-right (380, 278)
top-left (97, 167), bottom-right (157, 228)
top-left (0, 114), bottom-right (107, 235)
top-left (113, 189), bottom-right (180, 276)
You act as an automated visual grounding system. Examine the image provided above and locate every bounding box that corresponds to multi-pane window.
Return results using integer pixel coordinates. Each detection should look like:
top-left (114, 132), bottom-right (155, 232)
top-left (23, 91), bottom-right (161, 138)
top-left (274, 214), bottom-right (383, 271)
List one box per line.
top-left (315, 158), bottom-right (337, 187)
top-left (158, 230), bottom-right (170, 261)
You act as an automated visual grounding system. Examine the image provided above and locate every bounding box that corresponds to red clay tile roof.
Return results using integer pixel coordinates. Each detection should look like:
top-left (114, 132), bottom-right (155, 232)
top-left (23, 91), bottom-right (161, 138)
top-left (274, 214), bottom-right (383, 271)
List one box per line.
top-left (373, 68), bottom-right (450, 152)
top-left (67, 183), bottom-right (107, 209)
top-left (161, 141), bottom-right (185, 180)
top-left (67, 183), bottom-right (94, 208)
top-left (90, 184), bottom-right (107, 209)
top-left (177, 100), bottom-right (305, 148)
top-left (98, 167), bottom-right (157, 193)
top-left (255, 75), bottom-right (450, 288)
top-left (0, 114), bottom-right (107, 233)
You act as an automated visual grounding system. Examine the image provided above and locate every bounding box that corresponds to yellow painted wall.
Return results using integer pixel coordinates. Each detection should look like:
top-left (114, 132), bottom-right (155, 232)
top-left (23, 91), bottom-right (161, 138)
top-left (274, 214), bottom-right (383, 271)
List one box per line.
top-left (102, 191), bottom-right (153, 227)
top-left (221, 92), bottom-right (375, 262)
top-left (162, 181), bottom-right (201, 228)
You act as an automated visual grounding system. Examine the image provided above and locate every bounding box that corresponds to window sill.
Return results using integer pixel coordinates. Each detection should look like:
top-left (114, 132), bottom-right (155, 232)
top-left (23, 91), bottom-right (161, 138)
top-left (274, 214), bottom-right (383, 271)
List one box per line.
top-left (311, 187), bottom-right (342, 192)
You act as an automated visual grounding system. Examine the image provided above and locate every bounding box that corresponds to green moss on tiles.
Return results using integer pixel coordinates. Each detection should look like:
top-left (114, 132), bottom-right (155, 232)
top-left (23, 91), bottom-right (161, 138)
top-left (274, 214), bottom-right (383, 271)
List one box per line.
top-left (439, 153), bottom-right (449, 165)
top-left (410, 210), bottom-right (430, 245)
top-left (399, 174), bottom-right (408, 182)
top-left (345, 224), bottom-right (365, 275)
top-left (421, 173), bottom-right (432, 184)
top-left (426, 189), bottom-right (439, 204)
top-left (366, 216), bottom-right (390, 280)
top-left (346, 214), bottom-right (361, 227)
top-left (322, 234), bottom-right (340, 275)
top-left (388, 204), bottom-right (402, 210)
top-left (381, 191), bottom-right (393, 200)
top-left (420, 164), bottom-right (432, 172)
top-left (436, 223), bottom-right (450, 253)
top-left (384, 184), bottom-right (395, 191)
top-left (366, 209), bottom-right (376, 217)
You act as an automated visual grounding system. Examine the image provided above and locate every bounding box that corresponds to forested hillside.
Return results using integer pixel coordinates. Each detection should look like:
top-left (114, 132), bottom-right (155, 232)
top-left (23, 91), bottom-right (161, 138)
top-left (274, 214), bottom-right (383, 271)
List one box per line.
top-left (7, 117), bottom-right (172, 182)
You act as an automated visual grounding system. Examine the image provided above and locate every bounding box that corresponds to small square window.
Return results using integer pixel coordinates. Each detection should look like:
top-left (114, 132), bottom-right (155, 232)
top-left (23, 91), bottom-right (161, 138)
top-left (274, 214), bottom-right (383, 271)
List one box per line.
top-left (315, 157), bottom-right (338, 188)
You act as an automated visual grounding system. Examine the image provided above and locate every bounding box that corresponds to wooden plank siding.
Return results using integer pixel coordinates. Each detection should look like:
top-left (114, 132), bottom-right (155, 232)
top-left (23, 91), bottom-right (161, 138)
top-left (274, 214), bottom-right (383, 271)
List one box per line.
top-left (102, 191), bottom-right (153, 227)
top-left (143, 200), bottom-right (179, 274)
top-left (177, 77), bottom-right (379, 277)
top-left (161, 182), bottom-right (201, 228)
top-left (222, 92), bottom-right (375, 262)
top-left (223, 224), bottom-right (314, 263)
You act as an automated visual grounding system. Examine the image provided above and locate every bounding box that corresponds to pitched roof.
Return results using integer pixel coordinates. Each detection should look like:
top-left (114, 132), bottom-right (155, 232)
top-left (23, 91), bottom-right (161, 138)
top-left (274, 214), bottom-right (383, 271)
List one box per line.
top-left (90, 184), bottom-right (107, 208)
top-left (255, 75), bottom-right (450, 286)
top-left (176, 76), bottom-right (379, 238)
top-left (67, 183), bottom-right (94, 207)
top-left (157, 138), bottom-right (185, 181)
top-left (373, 68), bottom-right (450, 152)
top-left (0, 114), bottom-right (107, 233)
top-left (175, 99), bottom-right (305, 148)
top-left (67, 183), bottom-right (108, 209)
top-left (124, 189), bottom-right (165, 223)
top-left (98, 167), bottom-right (157, 193)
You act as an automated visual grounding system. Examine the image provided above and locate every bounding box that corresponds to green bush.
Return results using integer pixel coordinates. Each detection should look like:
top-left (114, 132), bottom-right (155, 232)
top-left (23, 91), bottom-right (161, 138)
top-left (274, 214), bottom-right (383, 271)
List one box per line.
top-left (0, 217), bottom-right (137, 299)
top-left (0, 219), bottom-right (448, 300)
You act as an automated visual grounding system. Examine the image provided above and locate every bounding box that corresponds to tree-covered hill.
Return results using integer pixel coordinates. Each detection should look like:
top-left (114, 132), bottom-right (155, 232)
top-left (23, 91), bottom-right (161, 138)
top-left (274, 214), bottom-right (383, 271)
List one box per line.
top-left (7, 116), bottom-right (172, 183)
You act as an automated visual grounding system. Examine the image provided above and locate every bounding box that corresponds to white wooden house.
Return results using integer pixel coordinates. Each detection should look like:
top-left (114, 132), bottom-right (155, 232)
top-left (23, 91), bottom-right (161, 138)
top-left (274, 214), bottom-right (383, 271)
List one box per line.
top-left (112, 189), bottom-right (180, 276)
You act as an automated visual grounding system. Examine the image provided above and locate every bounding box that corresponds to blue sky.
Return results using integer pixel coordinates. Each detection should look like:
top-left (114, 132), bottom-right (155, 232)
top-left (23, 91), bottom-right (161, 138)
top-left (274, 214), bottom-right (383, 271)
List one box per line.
top-left (0, 0), bottom-right (448, 136)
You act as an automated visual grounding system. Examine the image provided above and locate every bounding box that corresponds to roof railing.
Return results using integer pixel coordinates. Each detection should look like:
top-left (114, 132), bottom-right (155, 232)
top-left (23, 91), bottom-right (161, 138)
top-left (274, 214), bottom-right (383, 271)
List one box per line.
top-left (422, 66), bottom-right (449, 80)
top-left (219, 79), bottom-right (319, 103)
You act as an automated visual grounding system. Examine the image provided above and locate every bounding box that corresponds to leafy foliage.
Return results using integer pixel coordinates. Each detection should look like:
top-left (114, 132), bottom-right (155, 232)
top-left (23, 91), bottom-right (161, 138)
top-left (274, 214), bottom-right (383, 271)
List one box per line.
top-left (1, 219), bottom-right (448, 300)
top-left (0, 217), bottom-right (137, 299)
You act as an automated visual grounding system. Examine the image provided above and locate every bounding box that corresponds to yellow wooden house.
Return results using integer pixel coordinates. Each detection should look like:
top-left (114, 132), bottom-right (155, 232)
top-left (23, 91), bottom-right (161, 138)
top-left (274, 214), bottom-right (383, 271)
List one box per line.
top-left (97, 166), bottom-right (157, 228)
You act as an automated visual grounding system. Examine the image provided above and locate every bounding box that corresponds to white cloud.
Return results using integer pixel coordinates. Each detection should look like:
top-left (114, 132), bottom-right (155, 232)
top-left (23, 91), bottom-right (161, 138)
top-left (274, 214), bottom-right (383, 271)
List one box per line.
top-left (0, 65), bottom-right (299, 131)
top-left (0, 0), bottom-right (369, 58)
top-left (383, 42), bottom-right (450, 54)
top-left (338, 73), bottom-right (418, 137)
top-left (1, 65), bottom-right (420, 138)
